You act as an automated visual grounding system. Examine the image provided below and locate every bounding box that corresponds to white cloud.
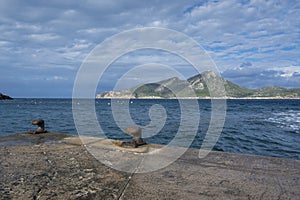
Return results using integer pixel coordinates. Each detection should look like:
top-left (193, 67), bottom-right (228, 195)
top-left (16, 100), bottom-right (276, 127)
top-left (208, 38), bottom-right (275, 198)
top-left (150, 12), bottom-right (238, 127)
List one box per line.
top-left (28, 33), bottom-right (61, 41)
top-left (46, 76), bottom-right (68, 81)
top-left (179, 1), bottom-right (300, 72)
top-left (272, 65), bottom-right (300, 78)
top-left (0, 0), bottom-right (299, 97)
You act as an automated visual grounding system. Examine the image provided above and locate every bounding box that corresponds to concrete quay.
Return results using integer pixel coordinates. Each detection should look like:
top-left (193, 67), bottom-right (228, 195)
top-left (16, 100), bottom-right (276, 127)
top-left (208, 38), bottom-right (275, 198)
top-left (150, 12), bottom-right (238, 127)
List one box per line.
top-left (0, 132), bottom-right (299, 199)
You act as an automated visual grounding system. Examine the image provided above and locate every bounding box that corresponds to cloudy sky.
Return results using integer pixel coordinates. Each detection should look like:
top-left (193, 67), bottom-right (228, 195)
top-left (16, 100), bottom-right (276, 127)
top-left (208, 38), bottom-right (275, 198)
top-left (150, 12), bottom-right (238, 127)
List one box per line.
top-left (0, 0), bottom-right (299, 98)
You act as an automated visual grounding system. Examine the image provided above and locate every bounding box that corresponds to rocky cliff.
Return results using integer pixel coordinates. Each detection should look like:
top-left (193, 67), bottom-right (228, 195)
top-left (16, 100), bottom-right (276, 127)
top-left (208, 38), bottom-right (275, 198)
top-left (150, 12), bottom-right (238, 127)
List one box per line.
top-left (0, 93), bottom-right (13, 100)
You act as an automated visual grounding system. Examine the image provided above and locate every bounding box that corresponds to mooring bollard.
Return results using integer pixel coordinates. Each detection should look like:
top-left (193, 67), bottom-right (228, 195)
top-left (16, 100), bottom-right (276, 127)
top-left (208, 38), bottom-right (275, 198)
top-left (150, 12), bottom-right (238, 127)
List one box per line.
top-left (121, 126), bottom-right (147, 148)
top-left (31, 119), bottom-right (47, 134)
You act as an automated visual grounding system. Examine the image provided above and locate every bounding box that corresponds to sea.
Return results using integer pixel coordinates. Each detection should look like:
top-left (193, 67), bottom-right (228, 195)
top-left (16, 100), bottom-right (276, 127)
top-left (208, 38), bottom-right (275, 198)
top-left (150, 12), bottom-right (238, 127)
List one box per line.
top-left (0, 98), bottom-right (299, 159)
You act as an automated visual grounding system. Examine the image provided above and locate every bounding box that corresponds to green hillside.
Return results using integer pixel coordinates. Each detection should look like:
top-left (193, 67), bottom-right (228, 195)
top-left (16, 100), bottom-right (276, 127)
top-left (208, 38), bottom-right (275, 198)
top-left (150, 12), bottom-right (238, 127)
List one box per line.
top-left (97, 71), bottom-right (300, 99)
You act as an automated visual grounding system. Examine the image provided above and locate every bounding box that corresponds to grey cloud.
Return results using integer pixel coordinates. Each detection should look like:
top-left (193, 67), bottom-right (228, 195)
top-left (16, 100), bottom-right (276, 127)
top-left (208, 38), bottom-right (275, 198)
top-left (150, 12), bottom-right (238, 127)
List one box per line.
top-left (0, 0), bottom-right (299, 97)
top-left (222, 65), bottom-right (299, 89)
top-left (240, 61), bottom-right (252, 68)
top-left (292, 72), bottom-right (300, 77)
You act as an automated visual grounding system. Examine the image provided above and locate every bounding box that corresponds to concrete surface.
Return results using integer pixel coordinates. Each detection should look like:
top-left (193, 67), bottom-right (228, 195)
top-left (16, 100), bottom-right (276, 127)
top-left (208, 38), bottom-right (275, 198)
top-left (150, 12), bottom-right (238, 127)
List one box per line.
top-left (0, 132), bottom-right (299, 199)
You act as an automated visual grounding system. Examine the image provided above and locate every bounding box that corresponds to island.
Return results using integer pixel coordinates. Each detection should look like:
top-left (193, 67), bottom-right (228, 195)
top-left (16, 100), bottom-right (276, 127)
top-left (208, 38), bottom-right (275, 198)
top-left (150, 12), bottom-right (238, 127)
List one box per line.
top-left (0, 93), bottom-right (13, 100)
top-left (96, 71), bottom-right (300, 99)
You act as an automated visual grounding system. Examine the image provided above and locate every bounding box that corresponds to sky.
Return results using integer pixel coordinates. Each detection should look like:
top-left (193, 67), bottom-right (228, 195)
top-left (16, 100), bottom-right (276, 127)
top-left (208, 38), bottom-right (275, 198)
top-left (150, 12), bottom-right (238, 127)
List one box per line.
top-left (0, 0), bottom-right (299, 98)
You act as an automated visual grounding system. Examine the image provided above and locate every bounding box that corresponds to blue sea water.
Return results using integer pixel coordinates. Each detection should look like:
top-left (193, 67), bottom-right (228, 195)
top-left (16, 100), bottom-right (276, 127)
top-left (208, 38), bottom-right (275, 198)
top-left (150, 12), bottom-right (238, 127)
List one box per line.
top-left (0, 98), bottom-right (299, 159)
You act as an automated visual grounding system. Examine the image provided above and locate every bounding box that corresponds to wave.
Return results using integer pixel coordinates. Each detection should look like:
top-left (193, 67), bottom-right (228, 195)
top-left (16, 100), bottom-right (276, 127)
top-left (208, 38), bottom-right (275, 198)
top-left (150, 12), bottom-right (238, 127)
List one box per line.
top-left (267, 110), bottom-right (300, 133)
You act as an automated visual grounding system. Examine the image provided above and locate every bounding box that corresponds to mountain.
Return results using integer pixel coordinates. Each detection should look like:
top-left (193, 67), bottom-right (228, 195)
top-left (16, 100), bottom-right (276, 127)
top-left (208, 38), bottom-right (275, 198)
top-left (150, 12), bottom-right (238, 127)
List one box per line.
top-left (96, 71), bottom-right (300, 99)
top-left (0, 93), bottom-right (13, 100)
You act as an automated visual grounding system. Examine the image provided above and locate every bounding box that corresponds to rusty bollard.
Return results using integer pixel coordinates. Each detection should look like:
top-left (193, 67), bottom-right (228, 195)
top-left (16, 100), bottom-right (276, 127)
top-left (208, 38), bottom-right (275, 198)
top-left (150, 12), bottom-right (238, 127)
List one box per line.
top-left (31, 119), bottom-right (47, 134)
top-left (121, 126), bottom-right (147, 148)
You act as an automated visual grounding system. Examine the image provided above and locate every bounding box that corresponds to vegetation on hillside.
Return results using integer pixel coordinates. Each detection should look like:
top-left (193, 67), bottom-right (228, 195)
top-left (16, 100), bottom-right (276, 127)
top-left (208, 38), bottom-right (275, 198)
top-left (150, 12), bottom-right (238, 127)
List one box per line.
top-left (97, 71), bottom-right (300, 99)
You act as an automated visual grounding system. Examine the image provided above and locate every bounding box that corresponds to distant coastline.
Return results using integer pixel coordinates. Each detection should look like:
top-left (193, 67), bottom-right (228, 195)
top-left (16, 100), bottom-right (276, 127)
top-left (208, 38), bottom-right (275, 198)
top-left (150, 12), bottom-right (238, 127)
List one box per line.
top-left (96, 71), bottom-right (300, 99)
top-left (96, 96), bottom-right (300, 100)
top-left (0, 93), bottom-right (13, 100)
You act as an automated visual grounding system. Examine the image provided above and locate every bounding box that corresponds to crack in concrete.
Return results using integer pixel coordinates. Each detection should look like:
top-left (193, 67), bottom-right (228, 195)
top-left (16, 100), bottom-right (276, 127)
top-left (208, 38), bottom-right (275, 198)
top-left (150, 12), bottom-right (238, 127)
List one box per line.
top-left (116, 156), bottom-right (145, 200)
